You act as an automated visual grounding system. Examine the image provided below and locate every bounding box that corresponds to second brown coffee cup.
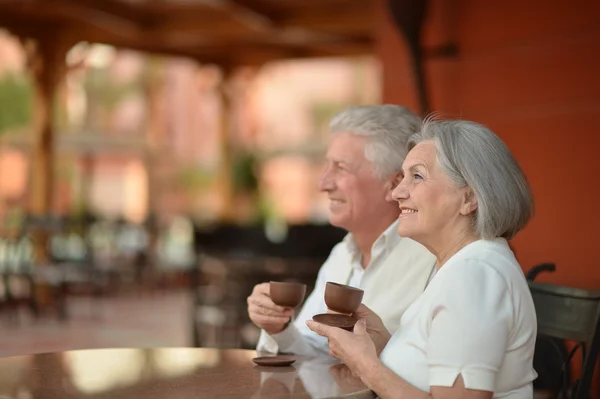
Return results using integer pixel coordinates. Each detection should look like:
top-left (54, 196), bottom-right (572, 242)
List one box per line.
top-left (324, 282), bottom-right (364, 314)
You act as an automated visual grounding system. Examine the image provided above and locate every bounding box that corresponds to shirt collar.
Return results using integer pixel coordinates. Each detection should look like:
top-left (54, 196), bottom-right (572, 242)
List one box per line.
top-left (342, 219), bottom-right (401, 264)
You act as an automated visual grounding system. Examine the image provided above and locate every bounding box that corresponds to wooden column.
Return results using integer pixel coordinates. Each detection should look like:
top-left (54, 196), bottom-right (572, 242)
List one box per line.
top-left (26, 33), bottom-right (72, 261)
top-left (143, 59), bottom-right (164, 261)
top-left (80, 151), bottom-right (95, 211)
top-left (216, 67), bottom-right (234, 221)
top-left (144, 59), bottom-right (164, 220)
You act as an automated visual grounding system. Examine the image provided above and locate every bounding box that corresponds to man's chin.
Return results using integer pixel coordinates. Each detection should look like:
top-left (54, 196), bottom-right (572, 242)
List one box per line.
top-left (328, 216), bottom-right (349, 230)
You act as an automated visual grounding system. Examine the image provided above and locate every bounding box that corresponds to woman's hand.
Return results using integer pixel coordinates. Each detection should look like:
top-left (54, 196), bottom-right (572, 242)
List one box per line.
top-left (329, 363), bottom-right (369, 393)
top-left (306, 318), bottom-right (380, 377)
top-left (352, 304), bottom-right (391, 355)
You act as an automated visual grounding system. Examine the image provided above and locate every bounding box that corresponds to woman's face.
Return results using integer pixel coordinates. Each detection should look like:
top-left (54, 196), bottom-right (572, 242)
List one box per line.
top-left (391, 141), bottom-right (475, 246)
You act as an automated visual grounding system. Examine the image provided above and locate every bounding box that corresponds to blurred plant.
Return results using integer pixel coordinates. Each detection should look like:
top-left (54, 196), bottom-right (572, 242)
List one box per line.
top-left (84, 68), bottom-right (139, 113)
top-left (82, 67), bottom-right (141, 131)
top-left (231, 150), bottom-right (259, 195)
top-left (257, 195), bottom-right (281, 223)
top-left (176, 164), bottom-right (214, 195)
top-left (140, 56), bottom-right (163, 89)
top-left (0, 72), bottom-right (33, 135)
top-left (230, 149), bottom-right (275, 224)
top-left (0, 204), bottom-right (26, 234)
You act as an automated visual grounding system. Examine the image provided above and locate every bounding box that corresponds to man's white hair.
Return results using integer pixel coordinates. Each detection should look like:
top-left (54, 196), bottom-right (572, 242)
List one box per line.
top-left (329, 104), bottom-right (421, 179)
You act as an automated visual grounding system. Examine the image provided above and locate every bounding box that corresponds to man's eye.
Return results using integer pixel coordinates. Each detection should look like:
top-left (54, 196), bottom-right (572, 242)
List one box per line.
top-left (414, 173), bottom-right (423, 180)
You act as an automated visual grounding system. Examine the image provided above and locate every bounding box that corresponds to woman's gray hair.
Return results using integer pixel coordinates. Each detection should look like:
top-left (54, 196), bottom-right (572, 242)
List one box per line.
top-left (329, 104), bottom-right (421, 179)
top-left (409, 119), bottom-right (534, 240)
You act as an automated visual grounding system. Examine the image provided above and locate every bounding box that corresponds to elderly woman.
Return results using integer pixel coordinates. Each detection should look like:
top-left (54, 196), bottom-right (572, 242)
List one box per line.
top-left (307, 119), bottom-right (537, 399)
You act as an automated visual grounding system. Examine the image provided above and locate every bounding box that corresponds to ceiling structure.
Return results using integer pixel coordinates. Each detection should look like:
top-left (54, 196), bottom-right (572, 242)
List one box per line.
top-left (0, 0), bottom-right (375, 66)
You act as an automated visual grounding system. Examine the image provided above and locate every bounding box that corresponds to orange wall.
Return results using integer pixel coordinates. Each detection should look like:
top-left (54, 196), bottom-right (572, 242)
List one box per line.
top-left (376, 0), bottom-right (600, 289)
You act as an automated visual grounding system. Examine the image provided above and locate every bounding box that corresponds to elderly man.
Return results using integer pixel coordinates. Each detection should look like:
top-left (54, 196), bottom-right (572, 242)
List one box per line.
top-left (247, 104), bottom-right (436, 356)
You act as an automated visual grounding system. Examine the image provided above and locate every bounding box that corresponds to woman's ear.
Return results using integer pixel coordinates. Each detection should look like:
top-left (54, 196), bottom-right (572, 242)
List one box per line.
top-left (384, 172), bottom-right (403, 202)
top-left (460, 188), bottom-right (478, 215)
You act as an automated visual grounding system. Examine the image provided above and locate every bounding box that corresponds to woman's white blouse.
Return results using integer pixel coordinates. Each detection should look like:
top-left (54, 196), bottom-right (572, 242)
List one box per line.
top-left (379, 238), bottom-right (537, 398)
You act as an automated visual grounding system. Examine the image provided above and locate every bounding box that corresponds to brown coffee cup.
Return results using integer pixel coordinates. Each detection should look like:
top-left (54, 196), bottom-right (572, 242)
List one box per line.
top-left (324, 282), bottom-right (364, 314)
top-left (270, 281), bottom-right (307, 308)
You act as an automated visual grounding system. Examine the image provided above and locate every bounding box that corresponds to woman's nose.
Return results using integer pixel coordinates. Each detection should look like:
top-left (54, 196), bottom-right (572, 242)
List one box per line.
top-left (391, 181), bottom-right (409, 201)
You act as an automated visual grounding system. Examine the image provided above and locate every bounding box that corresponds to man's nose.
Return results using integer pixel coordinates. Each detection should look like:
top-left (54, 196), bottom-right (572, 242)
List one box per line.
top-left (318, 168), bottom-right (334, 192)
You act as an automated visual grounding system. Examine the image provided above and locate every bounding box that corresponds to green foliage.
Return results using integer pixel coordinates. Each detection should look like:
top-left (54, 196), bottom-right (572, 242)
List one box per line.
top-left (83, 67), bottom-right (139, 113)
top-left (0, 72), bottom-right (33, 134)
top-left (140, 56), bottom-right (163, 86)
top-left (176, 165), bottom-right (214, 194)
top-left (231, 150), bottom-right (259, 195)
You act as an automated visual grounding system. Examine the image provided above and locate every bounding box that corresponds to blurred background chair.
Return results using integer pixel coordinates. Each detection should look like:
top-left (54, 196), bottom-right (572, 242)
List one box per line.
top-left (0, 236), bottom-right (38, 323)
top-left (191, 223), bottom-right (345, 349)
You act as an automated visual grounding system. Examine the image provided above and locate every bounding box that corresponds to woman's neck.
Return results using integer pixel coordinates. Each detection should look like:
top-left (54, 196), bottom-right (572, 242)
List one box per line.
top-left (434, 233), bottom-right (479, 268)
top-left (421, 222), bottom-right (480, 269)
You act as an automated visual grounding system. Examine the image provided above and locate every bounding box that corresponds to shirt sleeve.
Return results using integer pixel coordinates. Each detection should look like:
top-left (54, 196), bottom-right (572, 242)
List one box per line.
top-left (426, 259), bottom-right (513, 392)
top-left (256, 247), bottom-right (341, 356)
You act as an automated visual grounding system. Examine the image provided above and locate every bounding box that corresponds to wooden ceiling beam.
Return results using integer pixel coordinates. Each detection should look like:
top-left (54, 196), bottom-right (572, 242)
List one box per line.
top-left (191, 38), bottom-right (373, 67)
top-left (274, 7), bottom-right (371, 33)
top-left (0, 2), bottom-right (53, 38)
top-left (0, 0), bottom-right (142, 40)
top-left (0, 0), bottom-right (374, 67)
top-left (72, 24), bottom-right (221, 56)
top-left (75, 33), bottom-right (228, 66)
top-left (0, 15), bottom-right (57, 41)
top-left (59, 0), bottom-right (156, 27)
top-left (49, 0), bottom-right (143, 37)
top-left (150, 5), bottom-right (370, 42)
top-left (151, 18), bottom-right (362, 49)
top-left (200, 0), bottom-right (275, 32)
top-left (184, 35), bottom-right (372, 55)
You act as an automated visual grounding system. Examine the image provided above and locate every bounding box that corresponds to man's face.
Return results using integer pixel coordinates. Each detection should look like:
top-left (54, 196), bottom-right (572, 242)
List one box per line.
top-left (318, 133), bottom-right (392, 232)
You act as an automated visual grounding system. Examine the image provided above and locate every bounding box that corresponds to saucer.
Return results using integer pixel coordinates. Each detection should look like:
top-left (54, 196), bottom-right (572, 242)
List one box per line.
top-left (253, 365), bottom-right (297, 373)
top-left (252, 356), bottom-right (296, 367)
top-left (312, 313), bottom-right (358, 331)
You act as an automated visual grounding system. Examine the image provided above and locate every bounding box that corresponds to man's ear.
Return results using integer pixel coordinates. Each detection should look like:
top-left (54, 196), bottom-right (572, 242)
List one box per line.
top-left (384, 172), bottom-right (403, 202)
top-left (460, 188), bottom-right (478, 215)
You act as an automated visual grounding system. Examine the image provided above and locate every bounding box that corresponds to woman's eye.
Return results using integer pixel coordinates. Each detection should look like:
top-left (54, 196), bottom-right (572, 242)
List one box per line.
top-left (414, 173), bottom-right (423, 180)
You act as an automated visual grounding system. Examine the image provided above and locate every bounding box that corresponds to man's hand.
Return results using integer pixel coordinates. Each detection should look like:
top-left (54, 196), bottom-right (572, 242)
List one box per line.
top-left (247, 283), bottom-right (294, 335)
